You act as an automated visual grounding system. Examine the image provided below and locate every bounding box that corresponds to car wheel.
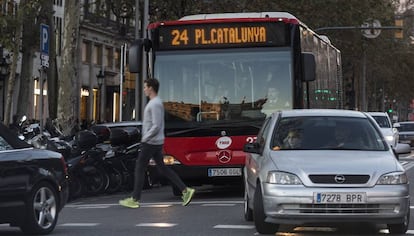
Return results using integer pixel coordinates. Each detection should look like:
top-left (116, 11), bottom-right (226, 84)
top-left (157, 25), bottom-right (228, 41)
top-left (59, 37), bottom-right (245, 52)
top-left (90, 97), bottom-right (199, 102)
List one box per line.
top-left (253, 184), bottom-right (279, 234)
top-left (20, 182), bottom-right (59, 235)
top-left (387, 204), bottom-right (410, 234)
top-left (244, 181), bottom-right (253, 221)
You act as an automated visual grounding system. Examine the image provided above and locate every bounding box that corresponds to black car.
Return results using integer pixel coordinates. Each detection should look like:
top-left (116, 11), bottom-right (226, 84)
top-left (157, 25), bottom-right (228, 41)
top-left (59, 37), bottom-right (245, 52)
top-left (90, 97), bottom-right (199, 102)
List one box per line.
top-left (0, 123), bottom-right (69, 235)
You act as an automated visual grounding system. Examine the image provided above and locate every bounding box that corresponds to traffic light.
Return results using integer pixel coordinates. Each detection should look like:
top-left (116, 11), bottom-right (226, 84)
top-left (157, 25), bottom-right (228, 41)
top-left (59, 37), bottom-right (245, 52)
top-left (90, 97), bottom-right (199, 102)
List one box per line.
top-left (395, 19), bottom-right (403, 39)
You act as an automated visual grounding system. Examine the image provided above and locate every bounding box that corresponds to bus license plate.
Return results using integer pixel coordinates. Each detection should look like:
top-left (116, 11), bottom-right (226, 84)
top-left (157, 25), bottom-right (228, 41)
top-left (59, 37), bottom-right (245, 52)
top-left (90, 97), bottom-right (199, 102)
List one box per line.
top-left (314, 192), bottom-right (366, 204)
top-left (208, 168), bottom-right (242, 177)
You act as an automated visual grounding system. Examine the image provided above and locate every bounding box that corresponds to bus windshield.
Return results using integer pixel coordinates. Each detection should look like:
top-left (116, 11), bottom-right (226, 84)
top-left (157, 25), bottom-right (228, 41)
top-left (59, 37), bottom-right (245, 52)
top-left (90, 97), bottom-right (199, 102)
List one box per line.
top-left (154, 48), bottom-right (293, 123)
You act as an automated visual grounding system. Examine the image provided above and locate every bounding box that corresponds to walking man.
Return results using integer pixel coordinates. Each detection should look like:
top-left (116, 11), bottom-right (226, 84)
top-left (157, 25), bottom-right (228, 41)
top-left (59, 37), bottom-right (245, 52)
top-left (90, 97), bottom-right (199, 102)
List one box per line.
top-left (119, 78), bottom-right (195, 208)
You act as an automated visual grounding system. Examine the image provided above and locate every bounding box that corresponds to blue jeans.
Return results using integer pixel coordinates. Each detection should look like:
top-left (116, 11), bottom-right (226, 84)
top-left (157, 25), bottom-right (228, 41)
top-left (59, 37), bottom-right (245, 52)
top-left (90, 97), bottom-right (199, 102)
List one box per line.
top-left (132, 143), bottom-right (186, 200)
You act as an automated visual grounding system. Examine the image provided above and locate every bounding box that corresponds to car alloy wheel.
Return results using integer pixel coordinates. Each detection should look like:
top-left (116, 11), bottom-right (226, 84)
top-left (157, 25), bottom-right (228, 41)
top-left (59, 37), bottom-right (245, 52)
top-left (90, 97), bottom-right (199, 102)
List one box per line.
top-left (21, 182), bottom-right (58, 234)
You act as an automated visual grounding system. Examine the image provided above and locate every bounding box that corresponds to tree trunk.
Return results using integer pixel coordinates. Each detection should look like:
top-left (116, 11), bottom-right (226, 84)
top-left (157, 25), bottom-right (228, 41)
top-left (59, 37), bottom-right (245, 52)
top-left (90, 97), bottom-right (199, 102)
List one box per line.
top-left (45, 0), bottom-right (58, 119)
top-left (4, 32), bottom-right (22, 125)
top-left (17, 10), bottom-right (36, 121)
top-left (58, 0), bottom-right (80, 133)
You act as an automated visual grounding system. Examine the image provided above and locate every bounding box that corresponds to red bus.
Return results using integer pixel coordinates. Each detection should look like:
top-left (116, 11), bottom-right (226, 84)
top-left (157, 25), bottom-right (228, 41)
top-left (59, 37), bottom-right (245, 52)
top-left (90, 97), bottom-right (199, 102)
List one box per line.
top-left (129, 12), bottom-right (343, 195)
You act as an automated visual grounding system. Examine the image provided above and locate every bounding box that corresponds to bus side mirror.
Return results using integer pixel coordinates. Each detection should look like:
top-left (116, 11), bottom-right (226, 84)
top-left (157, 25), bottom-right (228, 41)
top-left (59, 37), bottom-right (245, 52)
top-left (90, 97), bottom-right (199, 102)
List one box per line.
top-left (128, 39), bottom-right (151, 73)
top-left (302, 52), bottom-right (316, 82)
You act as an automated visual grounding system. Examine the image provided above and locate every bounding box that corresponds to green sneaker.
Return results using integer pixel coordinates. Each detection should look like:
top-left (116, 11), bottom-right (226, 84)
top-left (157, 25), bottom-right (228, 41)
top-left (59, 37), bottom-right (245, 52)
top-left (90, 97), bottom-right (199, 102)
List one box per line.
top-left (182, 187), bottom-right (195, 206)
top-left (119, 197), bottom-right (139, 208)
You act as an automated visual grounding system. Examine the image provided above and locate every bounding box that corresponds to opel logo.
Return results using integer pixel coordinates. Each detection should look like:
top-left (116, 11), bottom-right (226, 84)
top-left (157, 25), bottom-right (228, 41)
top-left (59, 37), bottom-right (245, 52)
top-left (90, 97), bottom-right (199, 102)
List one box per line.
top-left (334, 175), bottom-right (346, 184)
top-left (217, 150), bottom-right (231, 163)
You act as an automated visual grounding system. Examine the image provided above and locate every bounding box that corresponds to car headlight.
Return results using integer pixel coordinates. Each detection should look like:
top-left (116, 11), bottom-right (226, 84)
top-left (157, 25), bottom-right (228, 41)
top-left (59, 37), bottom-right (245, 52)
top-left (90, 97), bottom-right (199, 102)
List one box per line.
top-left (377, 172), bottom-right (408, 185)
top-left (266, 171), bottom-right (302, 185)
top-left (384, 135), bottom-right (394, 142)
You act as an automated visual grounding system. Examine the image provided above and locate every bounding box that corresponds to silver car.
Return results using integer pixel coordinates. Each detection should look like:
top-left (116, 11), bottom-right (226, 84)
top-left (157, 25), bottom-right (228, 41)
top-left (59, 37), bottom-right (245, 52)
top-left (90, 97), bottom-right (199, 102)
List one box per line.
top-left (366, 112), bottom-right (399, 148)
top-left (243, 109), bottom-right (410, 234)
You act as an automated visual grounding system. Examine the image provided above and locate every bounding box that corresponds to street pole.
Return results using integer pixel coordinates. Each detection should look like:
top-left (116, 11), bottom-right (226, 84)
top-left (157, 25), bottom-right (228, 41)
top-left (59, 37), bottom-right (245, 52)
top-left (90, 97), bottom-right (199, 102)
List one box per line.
top-left (120, 44), bottom-right (124, 122)
top-left (141, 0), bottom-right (149, 118)
top-left (362, 40), bottom-right (367, 111)
top-left (119, 43), bottom-right (127, 122)
top-left (39, 67), bottom-right (45, 132)
top-left (135, 0), bottom-right (140, 121)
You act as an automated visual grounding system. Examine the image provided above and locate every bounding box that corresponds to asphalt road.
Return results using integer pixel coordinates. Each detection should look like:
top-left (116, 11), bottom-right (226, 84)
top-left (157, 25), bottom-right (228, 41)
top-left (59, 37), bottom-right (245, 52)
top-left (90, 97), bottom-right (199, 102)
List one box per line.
top-left (1, 153), bottom-right (414, 236)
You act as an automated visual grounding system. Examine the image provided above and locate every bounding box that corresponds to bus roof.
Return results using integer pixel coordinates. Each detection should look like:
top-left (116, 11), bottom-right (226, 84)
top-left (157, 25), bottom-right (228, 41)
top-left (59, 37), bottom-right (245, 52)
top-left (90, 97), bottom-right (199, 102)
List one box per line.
top-left (148, 12), bottom-right (301, 29)
top-left (147, 12), bottom-right (336, 48)
top-left (179, 12), bottom-right (298, 21)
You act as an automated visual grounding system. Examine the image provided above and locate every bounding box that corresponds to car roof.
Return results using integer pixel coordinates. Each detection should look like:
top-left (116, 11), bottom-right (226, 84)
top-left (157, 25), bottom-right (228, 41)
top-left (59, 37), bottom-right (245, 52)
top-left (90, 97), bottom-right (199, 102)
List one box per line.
top-left (275, 109), bottom-right (368, 118)
top-left (366, 112), bottom-right (389, 116)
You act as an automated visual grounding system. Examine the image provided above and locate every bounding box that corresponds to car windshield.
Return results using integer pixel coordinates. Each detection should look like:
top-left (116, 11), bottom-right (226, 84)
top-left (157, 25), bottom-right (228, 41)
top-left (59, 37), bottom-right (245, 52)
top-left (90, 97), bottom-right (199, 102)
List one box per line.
top-left (371, 115), bottom-right (391, 128)
top-left (0, 123), bottom-right (32, 149)
top-left (272, 116), bottom-right (387, 151)
top-left (398, 123), bottom-right (414, 132)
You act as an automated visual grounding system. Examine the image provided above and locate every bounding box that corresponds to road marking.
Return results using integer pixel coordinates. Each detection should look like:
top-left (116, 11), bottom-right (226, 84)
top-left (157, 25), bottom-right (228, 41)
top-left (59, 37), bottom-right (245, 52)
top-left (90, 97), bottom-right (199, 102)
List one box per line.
top-left (402, 161), bottom-right (414, 171)
top-left (136, 223), bottom-right (177, 227)
top-left (66, 200), bottom-right (243, 208)
top-left (202, 203), bottom-right (236, 207)
top-left (214, 224), bottom-right (255, 229)
top-left (59, 223), bottom-right (100, 227)
top-left (77, 205), bottom-right (111, 209)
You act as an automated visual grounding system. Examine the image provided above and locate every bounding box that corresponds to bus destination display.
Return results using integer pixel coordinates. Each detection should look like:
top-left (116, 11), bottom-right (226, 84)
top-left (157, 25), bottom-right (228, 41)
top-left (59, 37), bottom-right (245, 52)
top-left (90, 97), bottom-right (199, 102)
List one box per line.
top-left (157, 22), bottom-right (286, 50)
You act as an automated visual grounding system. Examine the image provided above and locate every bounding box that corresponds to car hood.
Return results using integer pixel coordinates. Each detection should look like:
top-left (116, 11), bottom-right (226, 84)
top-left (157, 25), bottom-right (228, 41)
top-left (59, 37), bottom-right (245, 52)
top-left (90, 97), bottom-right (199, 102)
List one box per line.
top-left (380, 128), bottom-right (394, 136)
top-left (269, 150), bottom-right (401, 186)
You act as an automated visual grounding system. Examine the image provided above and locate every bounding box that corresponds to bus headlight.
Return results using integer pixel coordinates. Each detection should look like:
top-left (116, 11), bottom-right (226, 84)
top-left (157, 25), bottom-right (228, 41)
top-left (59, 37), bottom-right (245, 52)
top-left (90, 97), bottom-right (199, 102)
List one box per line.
top-left (163, 155), bottom-right (181, 165)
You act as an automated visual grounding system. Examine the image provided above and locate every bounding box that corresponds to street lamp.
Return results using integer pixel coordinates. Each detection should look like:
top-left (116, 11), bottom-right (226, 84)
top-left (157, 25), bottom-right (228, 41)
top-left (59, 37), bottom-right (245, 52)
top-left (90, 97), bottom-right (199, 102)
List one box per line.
top-left (96, 70), bottom-right (105, 123)
top-left (0, 48), bottom-right (11, 121)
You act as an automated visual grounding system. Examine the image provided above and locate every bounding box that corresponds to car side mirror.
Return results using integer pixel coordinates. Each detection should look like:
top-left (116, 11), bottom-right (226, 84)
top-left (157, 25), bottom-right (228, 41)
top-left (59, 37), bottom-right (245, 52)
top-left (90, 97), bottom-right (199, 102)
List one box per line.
top-left (393, 123), bottom-right (400, 128)
top-left (394, 143), bottom-right (411, 155)
top-left (243, 142), bottom-right (261, 154)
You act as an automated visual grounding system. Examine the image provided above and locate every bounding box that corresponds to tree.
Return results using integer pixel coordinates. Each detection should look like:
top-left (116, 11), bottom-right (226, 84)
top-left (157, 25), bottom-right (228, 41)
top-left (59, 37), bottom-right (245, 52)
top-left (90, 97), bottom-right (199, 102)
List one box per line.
top-left (58, 0), bottom-right (80, 134)
top-left (16, 0), bottom-right (55, 121)
top-left (0, 0), bottom-right (23, 125)
top-left (0, 0), bottom-right (54, 125)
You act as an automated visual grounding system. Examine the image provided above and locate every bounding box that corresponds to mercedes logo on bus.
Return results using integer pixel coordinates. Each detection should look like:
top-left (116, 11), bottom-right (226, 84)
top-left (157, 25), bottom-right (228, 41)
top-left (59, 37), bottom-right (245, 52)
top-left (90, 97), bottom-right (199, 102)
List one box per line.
top-left (217, 150), bottom-right (231, 163)
top-left (334, 175), bottom-right (346, 184)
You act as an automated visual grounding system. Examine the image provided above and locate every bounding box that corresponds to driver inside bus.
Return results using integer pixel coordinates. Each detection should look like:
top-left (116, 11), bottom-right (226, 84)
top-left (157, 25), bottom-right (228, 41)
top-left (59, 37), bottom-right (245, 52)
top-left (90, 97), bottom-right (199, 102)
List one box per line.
top-left (261, 87), bottom-right (290, 115)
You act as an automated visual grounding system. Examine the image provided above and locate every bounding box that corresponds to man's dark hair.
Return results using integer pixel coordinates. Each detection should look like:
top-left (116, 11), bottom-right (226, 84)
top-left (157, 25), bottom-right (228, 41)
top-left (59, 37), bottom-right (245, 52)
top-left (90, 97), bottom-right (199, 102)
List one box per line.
top-left (144, 78), bottom-right (160, 93)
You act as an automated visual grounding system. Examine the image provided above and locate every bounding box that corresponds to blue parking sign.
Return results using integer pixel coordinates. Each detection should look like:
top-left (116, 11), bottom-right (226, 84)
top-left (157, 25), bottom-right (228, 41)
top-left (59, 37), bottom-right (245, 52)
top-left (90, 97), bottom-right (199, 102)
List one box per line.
top-left (40, 24), bottom-right (49, 55)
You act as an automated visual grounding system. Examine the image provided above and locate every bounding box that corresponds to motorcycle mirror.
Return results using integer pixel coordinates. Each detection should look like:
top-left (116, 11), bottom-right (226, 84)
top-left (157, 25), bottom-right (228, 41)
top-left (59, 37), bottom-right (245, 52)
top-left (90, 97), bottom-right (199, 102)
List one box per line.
top-left (20, 115), bottom-right (27, 124)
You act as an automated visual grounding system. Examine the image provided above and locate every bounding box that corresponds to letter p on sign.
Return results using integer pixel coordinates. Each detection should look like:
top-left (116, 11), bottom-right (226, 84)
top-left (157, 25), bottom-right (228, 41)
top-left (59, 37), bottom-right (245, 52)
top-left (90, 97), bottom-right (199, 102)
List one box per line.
top-left (40, 24), bottom-right (49, 55)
